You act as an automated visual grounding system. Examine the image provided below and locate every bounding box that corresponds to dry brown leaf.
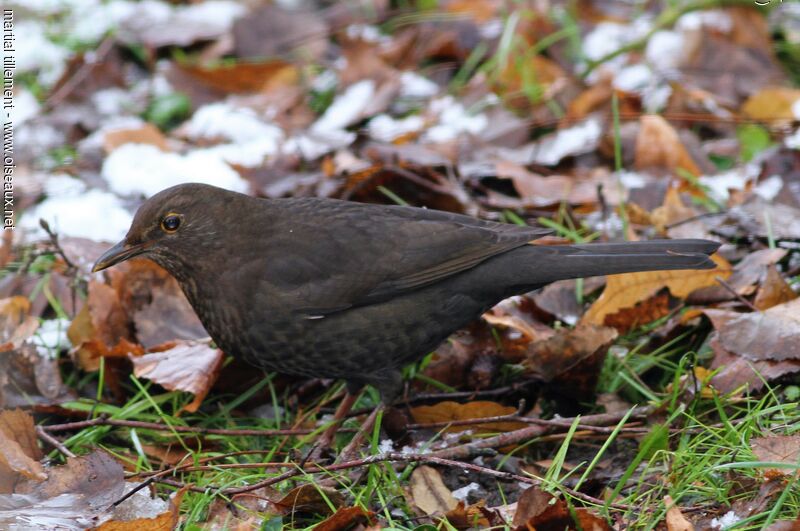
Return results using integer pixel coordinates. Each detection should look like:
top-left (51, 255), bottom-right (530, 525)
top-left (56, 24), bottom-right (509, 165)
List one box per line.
top-left (602, 290), bottom-right (673, 333)
top-left (4, 451), bottom-right (125, 529)
top-left (511, 486), bottom-right (611, 531)
top-left (0, 343), bottom-right (75, 409)
top-left (410, 465), bottom-right (457, 515)
top-left (635, 115), bottom-right (701, 176)
top-left (651, 187), bottom-right (698, 235)
top-left (444, 501), bottom-right (492, 529)
top-left (689, 248), bottom-right (787, 303)
top-left (711, 297), bottom-right (800, 363)
top-left (177, 61), bottom-right (298, 95)
top-left (0, 410), bottom-right (41, 462)
top-left (582, 253), bottom-right (731, 326)
top-left (274, 483), bottom-right (344, 516)
top-left (130, 341), bottom-right (224, 413)
top-left (751, 435), bottom-right (800, 478)
top-left (68, 280), bottom-right (132, 371)
top-left (709, 336), bottom-right (800, 394)
top-left (741, 87), bottom-right (800, 124)
top-left (754, 265), bottom-right (797, 311)
top-left (103, 124), bottom-right (168, 154)
top-left (0, 427), bottom-right (46, 489)
top-left (314, 506), bottom-right (376, 531)
top-left (524, 325), bottom-right (617, 386)
top-left (664, 495), bottom-right (694, 531)
top-left (410, 401), bottom-right (525, 434)
top-left (0, 297), bottom-right (39, 352)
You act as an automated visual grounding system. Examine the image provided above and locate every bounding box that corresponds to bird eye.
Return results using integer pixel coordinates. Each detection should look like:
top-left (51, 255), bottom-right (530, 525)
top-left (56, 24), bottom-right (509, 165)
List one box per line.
top-left (160, 214), bottom-right (181, 233)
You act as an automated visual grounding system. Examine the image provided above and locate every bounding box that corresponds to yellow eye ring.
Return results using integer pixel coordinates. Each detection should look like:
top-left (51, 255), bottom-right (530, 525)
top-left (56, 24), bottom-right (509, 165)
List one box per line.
top-left (161, 213), bottom-right (182, 233)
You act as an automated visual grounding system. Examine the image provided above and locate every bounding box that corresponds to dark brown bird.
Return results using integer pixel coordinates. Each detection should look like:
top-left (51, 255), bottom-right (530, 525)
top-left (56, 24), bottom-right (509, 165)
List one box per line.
top-left (93, 183), bottom-right (719, 401)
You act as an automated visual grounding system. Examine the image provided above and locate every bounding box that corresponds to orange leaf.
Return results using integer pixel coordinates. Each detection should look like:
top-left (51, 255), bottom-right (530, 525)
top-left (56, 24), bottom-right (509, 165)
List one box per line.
top-left (582, 253), bottom-right (731, 326)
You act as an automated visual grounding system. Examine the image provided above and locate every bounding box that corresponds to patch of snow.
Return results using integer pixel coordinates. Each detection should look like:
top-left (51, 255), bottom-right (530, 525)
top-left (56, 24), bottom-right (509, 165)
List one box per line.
top-left (312, 80), bottom-right (376, 133)
top-left (201, 140), bottom-right (280, 168)
top-left (65, 0), bottom-right (138, 43)
top-left (792, 99), bottom-right (800, 120)
top-left (677, 9), bottom-right (733, 33)
top-left (33, 318), bottom-right (71, 357)
top-left (21, 186), bottom-right (133, 242)
top-left (786, 127), bottom-right (800, 149)
top-left (614, 64), bottom-right (653, 92)
top-left (529, 117), bottom-right (602, 165)
top-left (710, 510), bottom-right (740, 529)
top-left (111, 483), bottom-right (170, 522)
top-left (480, 18), bottom-right (504, 39)
top-left (451, 482), bottom-right (480, 501)
top-left (177, 1), bottom-right (246, 33)
top-left (92, 87), bottom-right (138, 117)
top-left (755, 175), bottom-right (784, 201)
top-left (11, 21), bottom-right (70, 86)
top-left (424, 96), bottom-right (488, 143)
top-left (311, 69), bottom-right (338, 93)
top-left (102, 143), bottom-right (248, 196)
top-left (699, 163), bottom-right (760, 202)
top-left (617, 170), bottom-right (647, 189)
top-left (346, 24), bottom-right (390, 45)
top-left (581, 18), bottom-right (652, 82)
top-left (378, 439), bottom-right (394, 454)
top-left (184, 103), bottom-right (284, 145)
top-left (645, 30), bottom-right (684, 73)
top-left (368, 114), bottom-right (425, 142)
top-left (400, 71), bottom-right (439, 99)
top-left (11, 90), bottom-right (40, 126)
top-left (285, 129), bottom-right (356, 160)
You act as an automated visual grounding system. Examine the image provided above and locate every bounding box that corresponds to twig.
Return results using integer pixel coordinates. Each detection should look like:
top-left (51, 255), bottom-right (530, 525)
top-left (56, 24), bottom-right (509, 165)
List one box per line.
top-left (715, 276), bottom-right (759, 312)
top-left (35, 426), bottom-right (76, 458)
top-left (43, 37), bottom-right (115, 111)
top-left (42, 415), bottom-right (355, 436)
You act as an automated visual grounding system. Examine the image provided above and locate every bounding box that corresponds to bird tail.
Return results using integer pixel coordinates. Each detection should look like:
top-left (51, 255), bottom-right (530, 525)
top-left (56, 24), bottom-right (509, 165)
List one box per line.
top-left (521, 239), bottom-right (721, 285)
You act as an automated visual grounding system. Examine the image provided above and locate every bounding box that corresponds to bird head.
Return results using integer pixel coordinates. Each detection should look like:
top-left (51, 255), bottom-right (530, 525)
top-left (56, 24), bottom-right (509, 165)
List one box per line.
top-left (92, 183), bottom-right (241, 275)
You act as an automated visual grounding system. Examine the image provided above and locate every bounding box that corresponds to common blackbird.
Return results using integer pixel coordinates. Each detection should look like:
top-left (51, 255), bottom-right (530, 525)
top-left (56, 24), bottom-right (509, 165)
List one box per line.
top-left (93, 183), bottom-right (719, 400)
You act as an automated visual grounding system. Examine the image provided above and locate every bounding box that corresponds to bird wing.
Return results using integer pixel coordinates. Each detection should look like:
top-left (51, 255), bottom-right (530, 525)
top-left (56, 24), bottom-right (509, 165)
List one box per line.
top-left (261, 199), bottom-right (550, 316)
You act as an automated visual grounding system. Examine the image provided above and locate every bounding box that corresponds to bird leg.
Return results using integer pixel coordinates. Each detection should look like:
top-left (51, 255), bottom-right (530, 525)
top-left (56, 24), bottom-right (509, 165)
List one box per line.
top-left (336, 402), bottom-right (384, 462)
top-left (314, 390), bottom-right (359, 454)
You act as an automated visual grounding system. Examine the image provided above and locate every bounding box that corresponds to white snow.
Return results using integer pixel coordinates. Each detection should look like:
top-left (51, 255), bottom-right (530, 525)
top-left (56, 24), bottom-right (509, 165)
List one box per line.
top-left (10, 90), bottom-right (40, 126)
top-left (677, 9), bottom-right (733, 33)
top-left (399, 71), bottom-right (440, 99)
top-left (710, 510), bottom-right (740, 529)
top-left (368, 114), bottom-right (425, 142)
top-left (12, 21), bottom-right (70, 86)
top-left (21, 187), bottom-right (133, 242)
top-left (451, 482), bottom-right (481, 501)
top-left (184, 103), bottom-right (284, 145)
top-left (785, 127), bottom-right (800, 150)
top-left (699, 163), bottom-right (761, 202)
top-left (33, 319), bottom-right (72, 357)
top-left (102, 143), bottom-right (249, 196)
top-left (285, 129), bottom-right (356, 160)
top-left (529, 117), bottom-right (602, 165)
top-left (646, 30), bottom-right (685, 73)
top-left (312, 80), bottom-right (376, 133)
top-left (423, 96), bottom-right (488, 143)
top-left (754, 174), bottom-right (784, 201)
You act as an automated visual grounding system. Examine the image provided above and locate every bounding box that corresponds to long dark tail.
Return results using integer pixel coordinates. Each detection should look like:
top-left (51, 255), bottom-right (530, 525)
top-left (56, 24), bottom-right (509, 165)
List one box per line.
top-left (506, 239), bottom-right (721, 287)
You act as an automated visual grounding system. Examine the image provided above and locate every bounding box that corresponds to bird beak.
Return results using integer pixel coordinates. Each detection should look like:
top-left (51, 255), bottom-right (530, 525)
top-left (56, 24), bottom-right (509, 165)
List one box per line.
top-left (92, 240), bottom-right (147, 272)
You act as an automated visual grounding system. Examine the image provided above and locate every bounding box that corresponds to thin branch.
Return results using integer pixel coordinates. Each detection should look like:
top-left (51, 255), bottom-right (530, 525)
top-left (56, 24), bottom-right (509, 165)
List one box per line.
top-left (715, 276), bottom-right (759, 312)
top-left (35, 426), bottom-right (76, 458)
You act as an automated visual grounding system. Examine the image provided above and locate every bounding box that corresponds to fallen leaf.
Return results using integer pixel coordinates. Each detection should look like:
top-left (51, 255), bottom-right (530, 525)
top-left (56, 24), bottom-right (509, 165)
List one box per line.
top-left (0, 343), bottom-right (75, 409)
top-left (314, 506), bottom-right (375, 531)
top-left (709, 298), bottom-right (800, 363)
top-left (709, 336), bottom-right (800, 394)
top-left (582, 253), bottom-right (731, 326)
top-left (651, 187), bottom-right (698, 235)
top-left (410, 401), bottom-right (525, 434)
top-left (103, 124), bottom-right (169, 154)
top-left (524, 325), bottom-right (617, 385)
top-left (741, 87), bottom-right (800, 124)
top-left (3, 451), bottom-right (126, 530)
top-left (177, 60), bottom-right (298, 95)
top-left (444, 501), bottom-right (491, 529)
top-left (635, 115), bottom-right (701, 177)
top-left (751, 435), bottom-right (800, 478)
top-left (96, 486), bottom-right (186, 531)
top-left (130, 340), bottom-right (225, 413)
top-left (274, 483), bottom-right (344, 516)
top-left (0, 297), bottom-right (39, 352)
top-left (601, 289), bottom-right (674, 333)
top-left (753, 265), bottom-right (797, 311)
top-left (410, 466), bottom-right (457, 515)
top-left (532, 277), bottom-right (605, 326)
top-left (664, 495), bottom-right (694, 531)
top-left (0, 410), bottom-right (44, 492)
top-left (68, 280), bottom-right (132, 371)
top-left (689, 248), bottom-right (787, 303)
top-left (232, 4), bottom-right (328, 62)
